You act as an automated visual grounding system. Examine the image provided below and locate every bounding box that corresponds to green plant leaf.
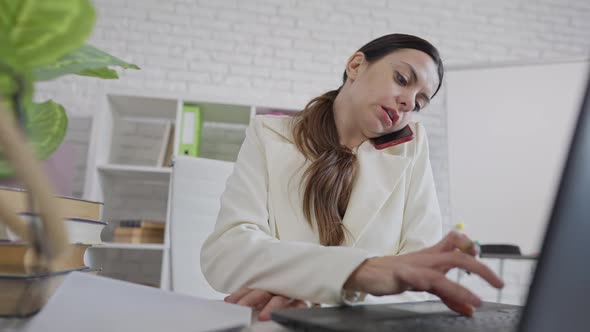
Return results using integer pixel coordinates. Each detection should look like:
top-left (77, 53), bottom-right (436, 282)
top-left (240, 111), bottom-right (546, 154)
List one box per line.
top-left (78, 67), bottom-right (119, 79)
top-left (0, 100), bottom-right (68, 178)
top-left (0, 63), bottom-right (26, 100)
top-left (0, 0), bottom-right (96, 69)
top-left (0, 72), bottom-right (14, 97)
top-left (34, 44), bottom-right (140, 81)
top-left (26, 100), bottom-right (68, 159)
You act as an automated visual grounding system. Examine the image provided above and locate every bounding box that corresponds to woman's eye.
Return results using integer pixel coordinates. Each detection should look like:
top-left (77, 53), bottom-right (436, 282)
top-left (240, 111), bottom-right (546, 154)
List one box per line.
top-left (413, 104), bottom-right (422, 112)
top-left (395, 72), bottom-right (407, 86)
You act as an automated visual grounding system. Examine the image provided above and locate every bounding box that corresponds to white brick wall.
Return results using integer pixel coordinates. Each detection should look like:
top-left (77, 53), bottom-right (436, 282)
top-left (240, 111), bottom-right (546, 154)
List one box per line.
top-left (36, 0), bottom-right (587, 297)
top-left (38, 0), bottom-right (590, 111)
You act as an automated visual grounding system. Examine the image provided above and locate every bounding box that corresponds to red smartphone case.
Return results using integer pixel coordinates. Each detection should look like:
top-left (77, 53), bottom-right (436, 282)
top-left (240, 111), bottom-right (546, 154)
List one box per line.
top-left (372, 125), bottom-right (415, 150)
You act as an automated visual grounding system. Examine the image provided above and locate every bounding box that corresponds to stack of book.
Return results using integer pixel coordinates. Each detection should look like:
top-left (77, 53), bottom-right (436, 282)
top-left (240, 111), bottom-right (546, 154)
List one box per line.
top-left (0, 186), bottom-right (105, 317)
top-left (112, 219), bottom-right (165, 244)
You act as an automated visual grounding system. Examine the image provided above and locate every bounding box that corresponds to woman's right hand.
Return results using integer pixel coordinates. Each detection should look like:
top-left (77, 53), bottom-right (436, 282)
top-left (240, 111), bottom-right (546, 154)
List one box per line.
top-left (224, 288), bottom-right (309, 321)
top-left (343, 231), bottom-right (504, 316)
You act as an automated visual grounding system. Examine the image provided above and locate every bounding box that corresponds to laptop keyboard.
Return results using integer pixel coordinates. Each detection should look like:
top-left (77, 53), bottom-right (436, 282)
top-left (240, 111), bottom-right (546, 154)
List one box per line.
top-left (374, 308), bottom-right (521, 332)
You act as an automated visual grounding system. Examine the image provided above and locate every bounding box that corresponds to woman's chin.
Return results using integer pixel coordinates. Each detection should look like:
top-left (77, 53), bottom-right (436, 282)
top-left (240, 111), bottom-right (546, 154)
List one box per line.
top-left (390, 123), bottom-right (405, 132)
top-left (368, 119), bottom-right (405, 137)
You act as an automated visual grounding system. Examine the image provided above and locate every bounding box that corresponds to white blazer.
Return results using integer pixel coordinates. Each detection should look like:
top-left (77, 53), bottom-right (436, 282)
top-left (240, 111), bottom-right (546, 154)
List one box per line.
top-left (201, 115), bottom-right (442, 305)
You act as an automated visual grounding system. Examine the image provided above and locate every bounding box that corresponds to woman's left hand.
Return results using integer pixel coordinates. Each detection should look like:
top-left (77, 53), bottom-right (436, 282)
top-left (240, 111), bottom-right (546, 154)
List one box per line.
top-left (224, 288), bottom-right (308, 321)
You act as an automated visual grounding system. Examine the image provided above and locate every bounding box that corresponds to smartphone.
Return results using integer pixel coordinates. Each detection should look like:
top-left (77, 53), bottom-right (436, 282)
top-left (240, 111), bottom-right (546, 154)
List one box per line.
top-left (372, 124), bottom-right (414, 150)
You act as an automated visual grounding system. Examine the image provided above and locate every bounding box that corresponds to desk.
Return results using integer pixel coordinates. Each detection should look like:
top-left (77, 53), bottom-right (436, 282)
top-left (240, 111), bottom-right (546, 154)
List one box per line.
top-left (480, 254), bottom-right (538, 303)
top-left (0, 271), bottom-right (289, 332)
top-left (246, 321), bottom-right (291, 332)
top-left (0, 317), bottom-right (291, 332)
top-left (0, 317), bottom-right (28, 332)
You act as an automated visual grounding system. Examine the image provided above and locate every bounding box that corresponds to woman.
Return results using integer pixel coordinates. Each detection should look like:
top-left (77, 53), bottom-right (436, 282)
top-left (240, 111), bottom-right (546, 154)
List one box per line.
top-left (200, 33), bottom-right (503, 321)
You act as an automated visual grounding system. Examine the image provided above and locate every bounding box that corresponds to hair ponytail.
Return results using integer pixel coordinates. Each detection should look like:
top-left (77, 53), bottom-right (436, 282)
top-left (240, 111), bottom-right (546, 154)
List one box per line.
top-left (292, 89), bottom-right (357, 246)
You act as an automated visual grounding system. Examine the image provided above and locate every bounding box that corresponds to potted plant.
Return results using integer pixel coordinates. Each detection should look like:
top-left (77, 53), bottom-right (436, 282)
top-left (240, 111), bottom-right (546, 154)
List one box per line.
top-left (0, 0), bottom-right (139, 179)
top-left (0, 1), bottom-right (140, 315)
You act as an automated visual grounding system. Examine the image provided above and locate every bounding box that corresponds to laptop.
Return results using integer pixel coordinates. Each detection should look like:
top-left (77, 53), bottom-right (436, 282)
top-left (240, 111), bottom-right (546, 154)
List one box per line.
top-left (271, 74), bottom-right (590, 332)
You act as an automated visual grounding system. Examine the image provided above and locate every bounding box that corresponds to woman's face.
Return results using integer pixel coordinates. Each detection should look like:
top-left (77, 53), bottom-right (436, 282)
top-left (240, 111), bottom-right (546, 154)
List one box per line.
top-left (344, 48), bottom-right (440, 138)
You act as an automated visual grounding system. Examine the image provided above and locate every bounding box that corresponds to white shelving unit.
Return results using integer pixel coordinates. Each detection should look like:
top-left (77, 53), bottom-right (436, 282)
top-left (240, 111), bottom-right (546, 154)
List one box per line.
top-left (84, 92), bottom-right (298, 289)
top-left (91, 243), bottom-right (167, 250)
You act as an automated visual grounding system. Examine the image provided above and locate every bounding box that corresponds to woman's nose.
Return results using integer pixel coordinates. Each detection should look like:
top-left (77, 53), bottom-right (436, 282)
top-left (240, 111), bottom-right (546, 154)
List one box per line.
top-left (396, 94), bottom-right (415, 113)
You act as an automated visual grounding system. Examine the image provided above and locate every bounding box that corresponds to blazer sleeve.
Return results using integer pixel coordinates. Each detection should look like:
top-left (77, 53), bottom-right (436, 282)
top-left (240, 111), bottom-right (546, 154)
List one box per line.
top-left (397, 122), bottom-right (444, 255)
top-left (200, 117), bottom-right (370, 305)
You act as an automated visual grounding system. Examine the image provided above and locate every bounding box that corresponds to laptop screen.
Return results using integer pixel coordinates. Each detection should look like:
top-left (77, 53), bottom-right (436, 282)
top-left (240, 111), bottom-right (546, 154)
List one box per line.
top-left (519, 74), bottom-right (590, 332)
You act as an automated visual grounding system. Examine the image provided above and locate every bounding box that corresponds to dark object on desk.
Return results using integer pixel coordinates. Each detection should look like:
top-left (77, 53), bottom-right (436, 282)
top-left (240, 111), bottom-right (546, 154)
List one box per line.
top-left (480, 244), bottom-right (521, 255)
top-left (273, 71), bottom-right (590, 332)
top-left (479, 244), bottom-right (537, 260)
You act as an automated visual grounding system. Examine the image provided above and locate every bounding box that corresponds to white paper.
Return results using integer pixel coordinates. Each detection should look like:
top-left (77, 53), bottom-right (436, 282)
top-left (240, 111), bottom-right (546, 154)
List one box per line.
top-left (22, 272), bottom-right (251, 332)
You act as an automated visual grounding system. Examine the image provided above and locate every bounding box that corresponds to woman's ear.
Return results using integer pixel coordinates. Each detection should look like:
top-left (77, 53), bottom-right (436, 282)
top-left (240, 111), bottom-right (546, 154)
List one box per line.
top-left (345, 52), bottom-right (366, 82)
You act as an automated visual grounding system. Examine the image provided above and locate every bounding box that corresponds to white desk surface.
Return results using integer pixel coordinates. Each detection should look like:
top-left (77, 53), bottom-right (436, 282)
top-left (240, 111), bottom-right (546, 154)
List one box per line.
top-left (0, 317), bottom-right (291, 332)
top-left (247, 320), bottom-right (292, 332)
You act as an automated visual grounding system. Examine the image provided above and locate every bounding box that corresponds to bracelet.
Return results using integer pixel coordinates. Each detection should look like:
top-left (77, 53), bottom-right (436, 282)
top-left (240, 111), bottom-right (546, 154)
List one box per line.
top-left (340, 289), bottom-right (363, 306)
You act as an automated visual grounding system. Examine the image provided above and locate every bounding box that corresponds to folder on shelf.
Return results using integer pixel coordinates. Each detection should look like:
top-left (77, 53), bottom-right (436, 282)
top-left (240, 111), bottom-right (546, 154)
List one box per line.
top-left (178, 104), bottom-right (202, 157)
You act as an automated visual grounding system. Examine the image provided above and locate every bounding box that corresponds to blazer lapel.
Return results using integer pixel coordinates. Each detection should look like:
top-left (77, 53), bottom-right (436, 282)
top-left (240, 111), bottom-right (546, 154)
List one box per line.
top-left (263, 117), bottom-right (317, 241)
top-left (260, 116), bottom-right (411, 244)
top-left (342, 141), bottom-right (410, 245)
top-left (265, 141), bottom-right (317, 241)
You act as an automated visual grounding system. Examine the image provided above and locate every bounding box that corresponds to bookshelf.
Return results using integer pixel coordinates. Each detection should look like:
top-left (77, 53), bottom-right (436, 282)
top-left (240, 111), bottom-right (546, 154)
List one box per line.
top-left (97, 164), bottom-right (172, 181)
top-left (84, 92), bottom-right (298, 289)
top-left (92, 243), bottom-right (166, 250)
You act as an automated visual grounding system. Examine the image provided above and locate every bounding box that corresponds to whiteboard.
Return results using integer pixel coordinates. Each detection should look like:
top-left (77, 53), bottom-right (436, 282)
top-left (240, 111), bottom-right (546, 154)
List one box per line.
top-left (446, 61), bottom-right (589, 254)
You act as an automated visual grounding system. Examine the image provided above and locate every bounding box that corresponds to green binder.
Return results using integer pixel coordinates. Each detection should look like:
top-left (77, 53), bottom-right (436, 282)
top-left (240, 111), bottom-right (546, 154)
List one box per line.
top-left (178, 104), bottom-right (202, 157)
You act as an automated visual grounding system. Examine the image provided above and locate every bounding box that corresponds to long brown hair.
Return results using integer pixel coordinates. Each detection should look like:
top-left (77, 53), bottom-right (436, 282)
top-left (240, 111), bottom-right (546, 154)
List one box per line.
top-left (292, 33), bottom-right (444, 246)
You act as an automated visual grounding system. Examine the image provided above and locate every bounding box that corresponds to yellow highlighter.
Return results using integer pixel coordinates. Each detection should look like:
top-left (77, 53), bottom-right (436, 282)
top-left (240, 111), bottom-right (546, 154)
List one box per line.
top-left (453, 222), bottom-right (481, 276)
top-left (454, 222), bottom-right (480, 256)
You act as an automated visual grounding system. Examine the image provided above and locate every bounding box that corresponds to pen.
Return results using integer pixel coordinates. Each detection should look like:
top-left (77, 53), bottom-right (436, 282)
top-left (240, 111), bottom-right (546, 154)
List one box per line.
top-left (454, 223), bottom-right (481, 275)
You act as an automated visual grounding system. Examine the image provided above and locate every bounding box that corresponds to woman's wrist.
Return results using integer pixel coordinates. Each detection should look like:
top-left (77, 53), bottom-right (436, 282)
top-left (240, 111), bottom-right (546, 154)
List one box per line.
top-left (343, 257), bottom-right (375, 292)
